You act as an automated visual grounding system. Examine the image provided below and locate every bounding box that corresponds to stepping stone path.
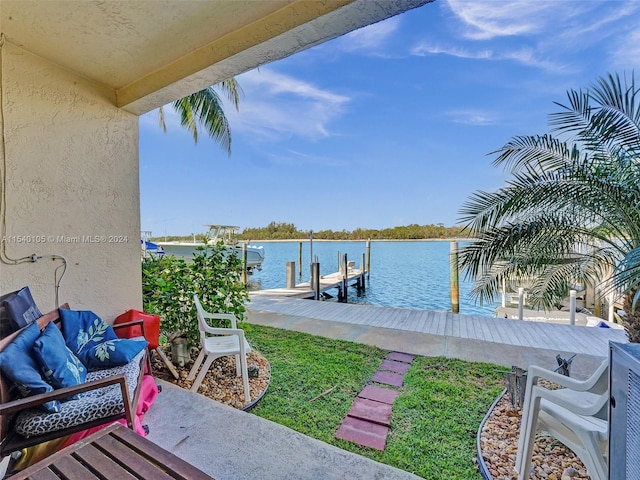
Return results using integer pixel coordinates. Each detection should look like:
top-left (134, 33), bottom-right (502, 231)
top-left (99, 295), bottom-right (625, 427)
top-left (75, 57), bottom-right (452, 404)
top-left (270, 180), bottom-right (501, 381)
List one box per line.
top-left (335, 351), bottom-right (415, 451)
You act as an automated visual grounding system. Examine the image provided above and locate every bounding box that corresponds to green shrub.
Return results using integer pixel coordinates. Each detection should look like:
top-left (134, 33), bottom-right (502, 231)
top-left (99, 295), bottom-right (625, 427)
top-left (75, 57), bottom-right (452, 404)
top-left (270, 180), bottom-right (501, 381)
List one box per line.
top-left (142, 244), bottom-right (249, 347)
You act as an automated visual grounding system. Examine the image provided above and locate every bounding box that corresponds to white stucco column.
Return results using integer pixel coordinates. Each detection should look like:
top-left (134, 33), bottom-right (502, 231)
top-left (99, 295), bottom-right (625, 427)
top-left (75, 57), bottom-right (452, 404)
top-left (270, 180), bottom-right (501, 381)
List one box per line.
top-left (0, 42), bottom-right (142, 320)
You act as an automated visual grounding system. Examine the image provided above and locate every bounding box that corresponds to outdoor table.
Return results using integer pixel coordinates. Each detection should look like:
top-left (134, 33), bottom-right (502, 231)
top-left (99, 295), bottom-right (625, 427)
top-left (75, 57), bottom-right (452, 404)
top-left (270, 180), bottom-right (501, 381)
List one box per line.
top-left (10, 422), bottom-right (213, 479)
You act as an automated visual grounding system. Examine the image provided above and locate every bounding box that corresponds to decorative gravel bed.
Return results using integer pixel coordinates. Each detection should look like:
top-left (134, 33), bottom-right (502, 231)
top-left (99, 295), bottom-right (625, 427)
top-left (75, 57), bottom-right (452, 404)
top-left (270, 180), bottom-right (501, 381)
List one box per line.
top-left (479, 393), bottom-right (590, 480)
top-left (151, 346), bottom-right (271, 410)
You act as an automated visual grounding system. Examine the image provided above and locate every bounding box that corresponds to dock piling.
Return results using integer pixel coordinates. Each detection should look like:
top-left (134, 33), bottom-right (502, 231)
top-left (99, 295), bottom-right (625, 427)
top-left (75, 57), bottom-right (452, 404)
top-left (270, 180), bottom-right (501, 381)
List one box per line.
top-left (272, 243), bottom-right (368, 301)
top-left (569, 289), bottom-right (576, 325)
top-left (311, 262), bottom-right (320, 300)
top-left (518, 287), bottom-right (525, 321)
top-left (286, 261), bottom-right (296, 289)
top-left (241, 243), bottom-right (248, 284)
top-left (342, 253), bottom-right (348, 303)
top-left (450, 241), bottom-right (459, 314)
top-left (309, 231), bottom-right (314, 280)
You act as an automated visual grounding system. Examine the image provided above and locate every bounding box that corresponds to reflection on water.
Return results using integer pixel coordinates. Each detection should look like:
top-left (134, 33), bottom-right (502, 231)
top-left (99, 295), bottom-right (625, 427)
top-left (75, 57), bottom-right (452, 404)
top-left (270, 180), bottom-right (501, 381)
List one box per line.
top-left (249, 240), bottom-right (498, 316)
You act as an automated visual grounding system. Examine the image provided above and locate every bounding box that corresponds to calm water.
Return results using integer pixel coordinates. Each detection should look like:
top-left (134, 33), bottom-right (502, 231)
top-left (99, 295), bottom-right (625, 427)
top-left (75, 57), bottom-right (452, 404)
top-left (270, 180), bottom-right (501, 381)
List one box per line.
top-left (248, 240), bottom-right (499, 316)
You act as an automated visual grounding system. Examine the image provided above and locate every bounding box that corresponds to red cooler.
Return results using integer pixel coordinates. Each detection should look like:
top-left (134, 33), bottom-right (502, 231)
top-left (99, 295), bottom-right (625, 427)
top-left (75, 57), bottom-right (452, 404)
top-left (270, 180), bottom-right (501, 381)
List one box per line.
top-left (114, 309), bottom-right (161, 350)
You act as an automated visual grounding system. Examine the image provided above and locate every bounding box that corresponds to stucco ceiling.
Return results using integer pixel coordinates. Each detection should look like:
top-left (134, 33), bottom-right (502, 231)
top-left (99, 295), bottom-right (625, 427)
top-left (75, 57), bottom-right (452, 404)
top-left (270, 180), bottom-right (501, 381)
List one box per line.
top-left (0, 0), bottom-right (432, 114)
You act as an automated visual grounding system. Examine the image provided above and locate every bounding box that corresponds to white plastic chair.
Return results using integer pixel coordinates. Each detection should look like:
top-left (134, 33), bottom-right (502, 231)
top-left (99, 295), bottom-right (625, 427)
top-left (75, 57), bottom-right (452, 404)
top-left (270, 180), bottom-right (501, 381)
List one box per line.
top-left (515, 359), bottom-right (609, 480)
top-left (187, 294), bottom-right (251, 403)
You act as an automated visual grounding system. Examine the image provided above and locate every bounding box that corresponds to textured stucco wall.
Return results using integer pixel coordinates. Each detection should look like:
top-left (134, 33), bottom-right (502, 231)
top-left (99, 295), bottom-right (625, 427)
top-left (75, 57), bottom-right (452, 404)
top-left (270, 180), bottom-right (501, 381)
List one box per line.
top-left (0, 43), bottom-right (142, 321)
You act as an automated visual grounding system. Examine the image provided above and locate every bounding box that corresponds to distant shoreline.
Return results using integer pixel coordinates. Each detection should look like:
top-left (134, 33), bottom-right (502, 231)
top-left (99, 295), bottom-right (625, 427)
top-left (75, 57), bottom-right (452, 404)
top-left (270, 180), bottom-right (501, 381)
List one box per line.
top-left (246, 238), bottom-right (467, 243)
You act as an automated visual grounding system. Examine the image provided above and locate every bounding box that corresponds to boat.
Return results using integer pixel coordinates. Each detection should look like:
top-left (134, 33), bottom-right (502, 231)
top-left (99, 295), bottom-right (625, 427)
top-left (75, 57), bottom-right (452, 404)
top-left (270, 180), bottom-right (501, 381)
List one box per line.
top-left (141, 239), bottom-right (165, 257)
top-left (156, 225), bottom-right (265, 274)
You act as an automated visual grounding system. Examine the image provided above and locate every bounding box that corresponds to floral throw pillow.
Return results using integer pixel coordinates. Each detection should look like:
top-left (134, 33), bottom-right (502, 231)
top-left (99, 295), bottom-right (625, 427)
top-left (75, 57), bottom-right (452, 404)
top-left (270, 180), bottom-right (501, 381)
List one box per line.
top-left (60, 309), bottom-right (147, 370)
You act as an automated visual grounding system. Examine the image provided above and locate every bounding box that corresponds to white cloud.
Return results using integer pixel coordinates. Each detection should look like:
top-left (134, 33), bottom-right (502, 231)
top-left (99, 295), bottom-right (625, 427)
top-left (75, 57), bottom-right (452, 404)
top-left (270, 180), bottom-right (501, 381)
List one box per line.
top-left (607, 6), bottom-right (640, 68)
top-left (340, 16), bottom-right (401, 52)
top-left (446, 0), bottom-right (553, 40)
top-left (445, 109), bottom-right (496, 126)
top-left (501, 48), bottom-right (571, 73)
top-left (411, 42), bottom-right (492, 60)
top-left (227, 68), bottom-right (350, 142)
top-left (411, 1), bottom-right (640, 74)
top-left (411, 42), bottom-right (568, 73)
top-left (612, 29), bottom-right (640, 68)
top-left (444, 0), bottom-right (640, 51)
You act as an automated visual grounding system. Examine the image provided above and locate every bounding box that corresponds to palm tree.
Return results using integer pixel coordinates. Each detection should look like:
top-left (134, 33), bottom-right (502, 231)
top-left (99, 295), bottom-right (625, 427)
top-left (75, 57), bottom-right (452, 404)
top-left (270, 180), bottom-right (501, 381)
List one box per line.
top-left (458, 72), bottom-right (640, 342)
top-left (158, 78), bottom-right (242, 155)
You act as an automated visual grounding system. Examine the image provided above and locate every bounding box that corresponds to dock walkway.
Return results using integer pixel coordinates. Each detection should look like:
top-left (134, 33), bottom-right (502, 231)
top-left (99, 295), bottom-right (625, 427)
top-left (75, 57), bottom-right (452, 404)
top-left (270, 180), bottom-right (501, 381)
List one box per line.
top-left (251, 269), bottom-right (365, 299)
top-left (248, 294), bottom-right (628, 375)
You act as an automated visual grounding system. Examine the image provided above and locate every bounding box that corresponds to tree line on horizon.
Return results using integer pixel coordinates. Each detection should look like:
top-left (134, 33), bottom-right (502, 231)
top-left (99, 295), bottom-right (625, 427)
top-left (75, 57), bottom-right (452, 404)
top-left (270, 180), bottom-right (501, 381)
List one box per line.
top-left (151, 222), bottom-right (466, 242)
top-left (240, 222), bottom-right (466, 240)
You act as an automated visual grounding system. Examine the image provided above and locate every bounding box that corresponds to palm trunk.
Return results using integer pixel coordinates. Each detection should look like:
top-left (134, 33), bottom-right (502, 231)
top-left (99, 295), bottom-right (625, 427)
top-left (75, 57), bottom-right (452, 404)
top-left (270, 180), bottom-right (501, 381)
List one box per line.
top-left (623, 289), bottom-right (640, 343)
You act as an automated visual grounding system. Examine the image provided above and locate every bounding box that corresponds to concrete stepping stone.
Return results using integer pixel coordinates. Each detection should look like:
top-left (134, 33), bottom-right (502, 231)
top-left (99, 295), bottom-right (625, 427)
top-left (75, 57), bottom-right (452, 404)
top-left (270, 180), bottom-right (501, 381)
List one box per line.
top-left (386, 352), bottom-right (415, 364)
top-left (358, 385), bottom-right (398, 405)
top-left (335, 416), bottom-right (389, 451)
top-left (347, 397), bottom-right (392, 426)
top-left (379, 359), bottom-right (410, 374)
top-left (371, 370), bottom-right (404, 387)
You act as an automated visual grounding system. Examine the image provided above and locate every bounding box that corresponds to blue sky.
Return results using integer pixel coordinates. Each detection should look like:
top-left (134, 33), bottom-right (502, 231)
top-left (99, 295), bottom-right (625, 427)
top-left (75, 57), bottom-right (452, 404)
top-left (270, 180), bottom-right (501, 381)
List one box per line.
top-left (139, 0), bottom-right (640, 237)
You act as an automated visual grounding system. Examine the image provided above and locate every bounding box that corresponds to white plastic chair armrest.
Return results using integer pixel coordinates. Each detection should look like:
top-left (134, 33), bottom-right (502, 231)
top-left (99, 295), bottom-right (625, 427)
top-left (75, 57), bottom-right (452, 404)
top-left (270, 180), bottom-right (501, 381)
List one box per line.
top-left (526, 362), bottom-right (606, 392)
top-left (530, 384), bottom-right (607, 417)
top-left (200, 311), bottom-right (238, 329)
top-left (202, 324), bottom-right (245, 338)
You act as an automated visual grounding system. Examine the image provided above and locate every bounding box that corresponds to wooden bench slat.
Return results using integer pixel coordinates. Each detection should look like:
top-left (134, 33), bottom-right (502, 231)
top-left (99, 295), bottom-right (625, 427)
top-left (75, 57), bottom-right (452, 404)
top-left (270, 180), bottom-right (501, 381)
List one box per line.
top-left (23, 469), bottom-right (60, 480)
top-left (108, 427), bottom-right (214, 480)
top-left (72, 443), bottom-right (139, 480)
top-left (92, 433), bottom-right (177, 480)
top-left (49, 454), bottom-right (100, 480)
top-left (10, 424), bottom-right (214, 480)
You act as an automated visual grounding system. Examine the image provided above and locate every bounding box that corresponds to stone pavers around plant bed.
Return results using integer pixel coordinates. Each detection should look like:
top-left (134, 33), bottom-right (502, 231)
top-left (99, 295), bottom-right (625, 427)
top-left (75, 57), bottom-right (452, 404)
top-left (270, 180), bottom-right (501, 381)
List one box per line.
top-left (335, 351), bottom-right (415, 451)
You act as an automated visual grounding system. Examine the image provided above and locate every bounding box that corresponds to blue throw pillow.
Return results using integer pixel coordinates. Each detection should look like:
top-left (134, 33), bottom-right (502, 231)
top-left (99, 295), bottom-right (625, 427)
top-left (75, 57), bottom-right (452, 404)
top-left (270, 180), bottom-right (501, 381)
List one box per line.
top-left (60, 309), bottom-right (147, 369)
top-left (85, 337), bottom-right (148, 369)
top-left (33, 322), bottom-right (87, 398)
top-left (0, 322), bottom-right (60, 413)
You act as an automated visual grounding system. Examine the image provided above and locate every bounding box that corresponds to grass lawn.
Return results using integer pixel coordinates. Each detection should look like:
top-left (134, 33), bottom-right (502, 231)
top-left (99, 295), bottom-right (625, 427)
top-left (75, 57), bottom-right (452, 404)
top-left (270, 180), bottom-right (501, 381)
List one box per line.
top-left (244, 323), bottom-right (506, 480)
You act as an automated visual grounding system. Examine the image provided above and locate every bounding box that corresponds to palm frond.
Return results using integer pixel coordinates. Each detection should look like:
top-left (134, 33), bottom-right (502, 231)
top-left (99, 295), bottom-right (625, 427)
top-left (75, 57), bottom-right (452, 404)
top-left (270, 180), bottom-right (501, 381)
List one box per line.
top-left (490, 135), bottom-right (578, 173)
top-left (217, 78), bottom-right (243, 111)
top-left (549, 88), bottom-right (592, 137)
top-left (459, 72), bottom-right (640, 321)
top-left (172, 87), bottom-right (232, 155)
top-left (159, 77), bottom-right (242, 155)
top-left (158, 106), bottom-right (168, 132)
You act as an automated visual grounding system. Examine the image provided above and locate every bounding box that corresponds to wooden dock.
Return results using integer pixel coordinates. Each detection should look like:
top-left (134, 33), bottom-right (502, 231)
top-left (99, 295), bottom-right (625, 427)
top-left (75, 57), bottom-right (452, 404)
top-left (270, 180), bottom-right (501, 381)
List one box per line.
top-left (251, 268), bottom-right (366, 300)
top-left (247, 294), bottom-right (628, 373)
